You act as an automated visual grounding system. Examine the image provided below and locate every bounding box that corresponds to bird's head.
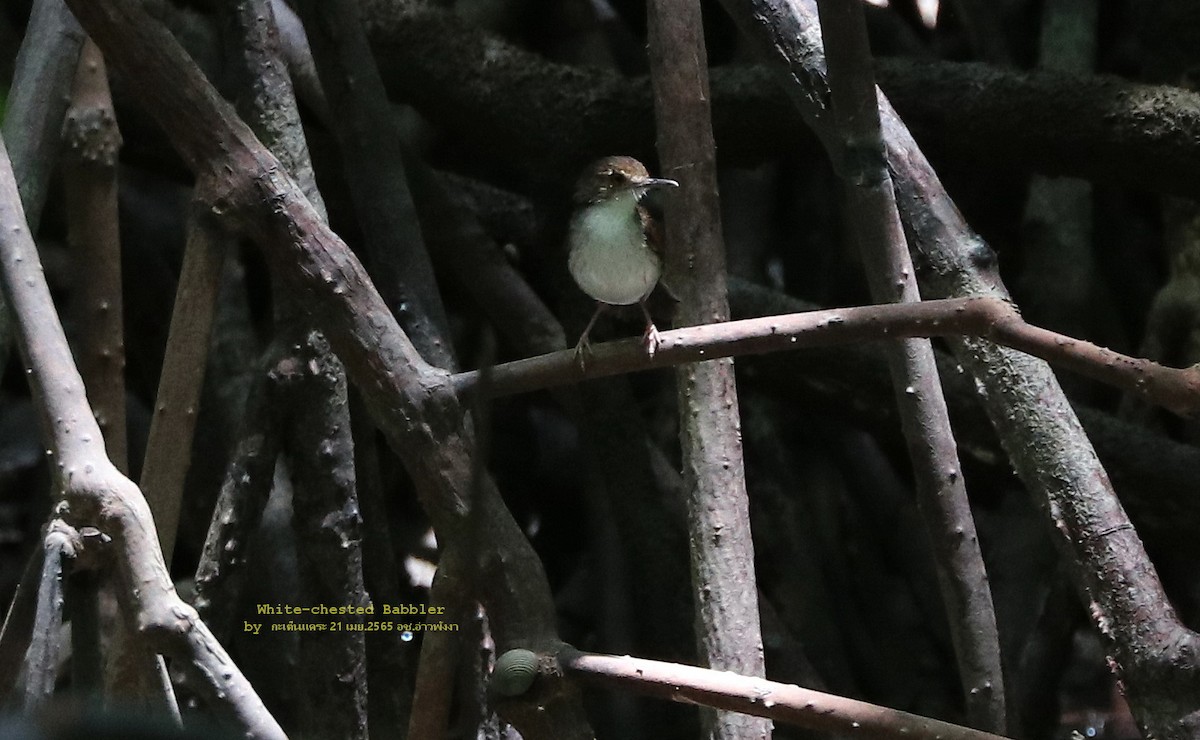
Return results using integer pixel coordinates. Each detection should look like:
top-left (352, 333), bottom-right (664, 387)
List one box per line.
top-left (573, 156), bottom-right (678, 205)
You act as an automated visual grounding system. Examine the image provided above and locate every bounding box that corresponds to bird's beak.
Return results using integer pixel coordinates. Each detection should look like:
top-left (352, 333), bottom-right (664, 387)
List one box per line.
top-left (643, 177), bottom-right (679, 190)
top-left (635, 177), bottom-right (679, 201)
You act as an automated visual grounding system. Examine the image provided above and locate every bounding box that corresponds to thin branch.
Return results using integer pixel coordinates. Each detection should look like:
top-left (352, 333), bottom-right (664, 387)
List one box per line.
top-left (192, 355), bottom-right (283, 641)
top-left (1015, 568), bottom-right (1082, 737)
top-left (408, 546), bottom-right (471, 738)
top-left (815, 0), bottom-right (1003, 729)
top-left (1018, 0), bottom-right (1112, 404)
top-left (406, 153), bottom-right (568, 357)
top-left (348, 391), bottom-right (414, 733)
top-left (21, 523), bottom-right (76, 707)
top-left (0, 0), bottom-right (86, 403)
top-left (139, 211), bottom-right (227, 566)
top-left (268, 0), bottom-right (332, 127)
top-left (65, 569), bottom-right (102, 692)
top-left (292, 0), bottom-right (453, 369)
top-left (408, 334), bottom-right (499, 737)
top-left (557, 648), bottom-right (1009, 740)
top-left (451, 297), bottom-right (1200, 416)
top-left (0, 546), bottom-right (44, 700)
top-left (3, 0), bottom-right (85, 231)
top-left (105, 634), bottom-right (181, 721)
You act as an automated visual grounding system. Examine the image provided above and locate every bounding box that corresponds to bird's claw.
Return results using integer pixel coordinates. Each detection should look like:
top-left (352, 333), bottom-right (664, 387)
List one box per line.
top-left (643, 323), bottom-right (661, 359)
top-left (574, 336), bottom-right (593, 371)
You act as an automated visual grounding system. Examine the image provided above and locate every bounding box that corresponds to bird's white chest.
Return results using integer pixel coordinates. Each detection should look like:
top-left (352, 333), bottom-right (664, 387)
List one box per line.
top-left (568, 193), bottom-right (662, 306)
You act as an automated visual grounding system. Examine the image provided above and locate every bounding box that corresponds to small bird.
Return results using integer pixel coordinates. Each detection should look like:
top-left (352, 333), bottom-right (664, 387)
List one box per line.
top-left (567, 156), bottom-right (678, 367)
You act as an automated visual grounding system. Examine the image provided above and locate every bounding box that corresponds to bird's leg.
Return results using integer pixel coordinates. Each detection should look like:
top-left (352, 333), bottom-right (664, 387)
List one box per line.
top-left (640, 299), bottom-right (661, 358)
top-left (657, 277), bottom-right (681, 303)
top-left (575, 302), bottom-right (605, 370)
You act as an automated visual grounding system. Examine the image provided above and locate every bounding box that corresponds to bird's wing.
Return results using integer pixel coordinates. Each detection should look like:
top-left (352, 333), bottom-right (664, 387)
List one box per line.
top-left (637, 205), bottom-right (679, 301)
top-left (639, 205), bottom-right (663, 257)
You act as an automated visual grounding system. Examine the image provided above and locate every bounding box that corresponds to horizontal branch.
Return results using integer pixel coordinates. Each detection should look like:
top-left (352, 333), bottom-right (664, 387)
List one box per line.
top-left (556, 648), bottom-right (1008, 740)
top-left (354, 2), bottom-right (1200, 198)
top-left (452, 297), bottom-right (1200, 417)
top-left (113, 3), bottom-right (1200, 200)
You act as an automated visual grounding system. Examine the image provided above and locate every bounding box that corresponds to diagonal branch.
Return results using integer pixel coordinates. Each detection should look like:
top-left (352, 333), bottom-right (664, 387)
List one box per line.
top-left (0, 0), bottom-right (85, 422)
top-left (0, 545), bottom-right (44, 700)
top-left (0, 131), bottom-right (284, 736)
top-left (556, 647), bottom-right (1009, 740)
top-left (4, 0), bottom-right (85, 232)
top-left (139, 211), bottom-right (226, 565)
top-left (20, 522), bottom-right (76, 707)
top-left (814, 0), bottom-right (1003, 729)
top-left (292, 0), bottom-right (453, 368)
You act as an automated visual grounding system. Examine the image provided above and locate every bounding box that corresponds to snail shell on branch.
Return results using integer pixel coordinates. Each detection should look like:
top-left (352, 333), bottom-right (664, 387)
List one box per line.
top-left (492, 648), bottom-right (539, 697)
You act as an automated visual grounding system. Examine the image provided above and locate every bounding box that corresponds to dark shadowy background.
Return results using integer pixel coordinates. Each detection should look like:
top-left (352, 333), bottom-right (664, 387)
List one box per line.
top-left (1, 0), bottom-right (1196, 738)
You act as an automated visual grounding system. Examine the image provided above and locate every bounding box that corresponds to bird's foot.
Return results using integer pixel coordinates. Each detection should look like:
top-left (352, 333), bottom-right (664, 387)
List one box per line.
top-left (574, 335), bottom-right (593, 371)
top-left (643, 323), bottom-right (661, 359)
